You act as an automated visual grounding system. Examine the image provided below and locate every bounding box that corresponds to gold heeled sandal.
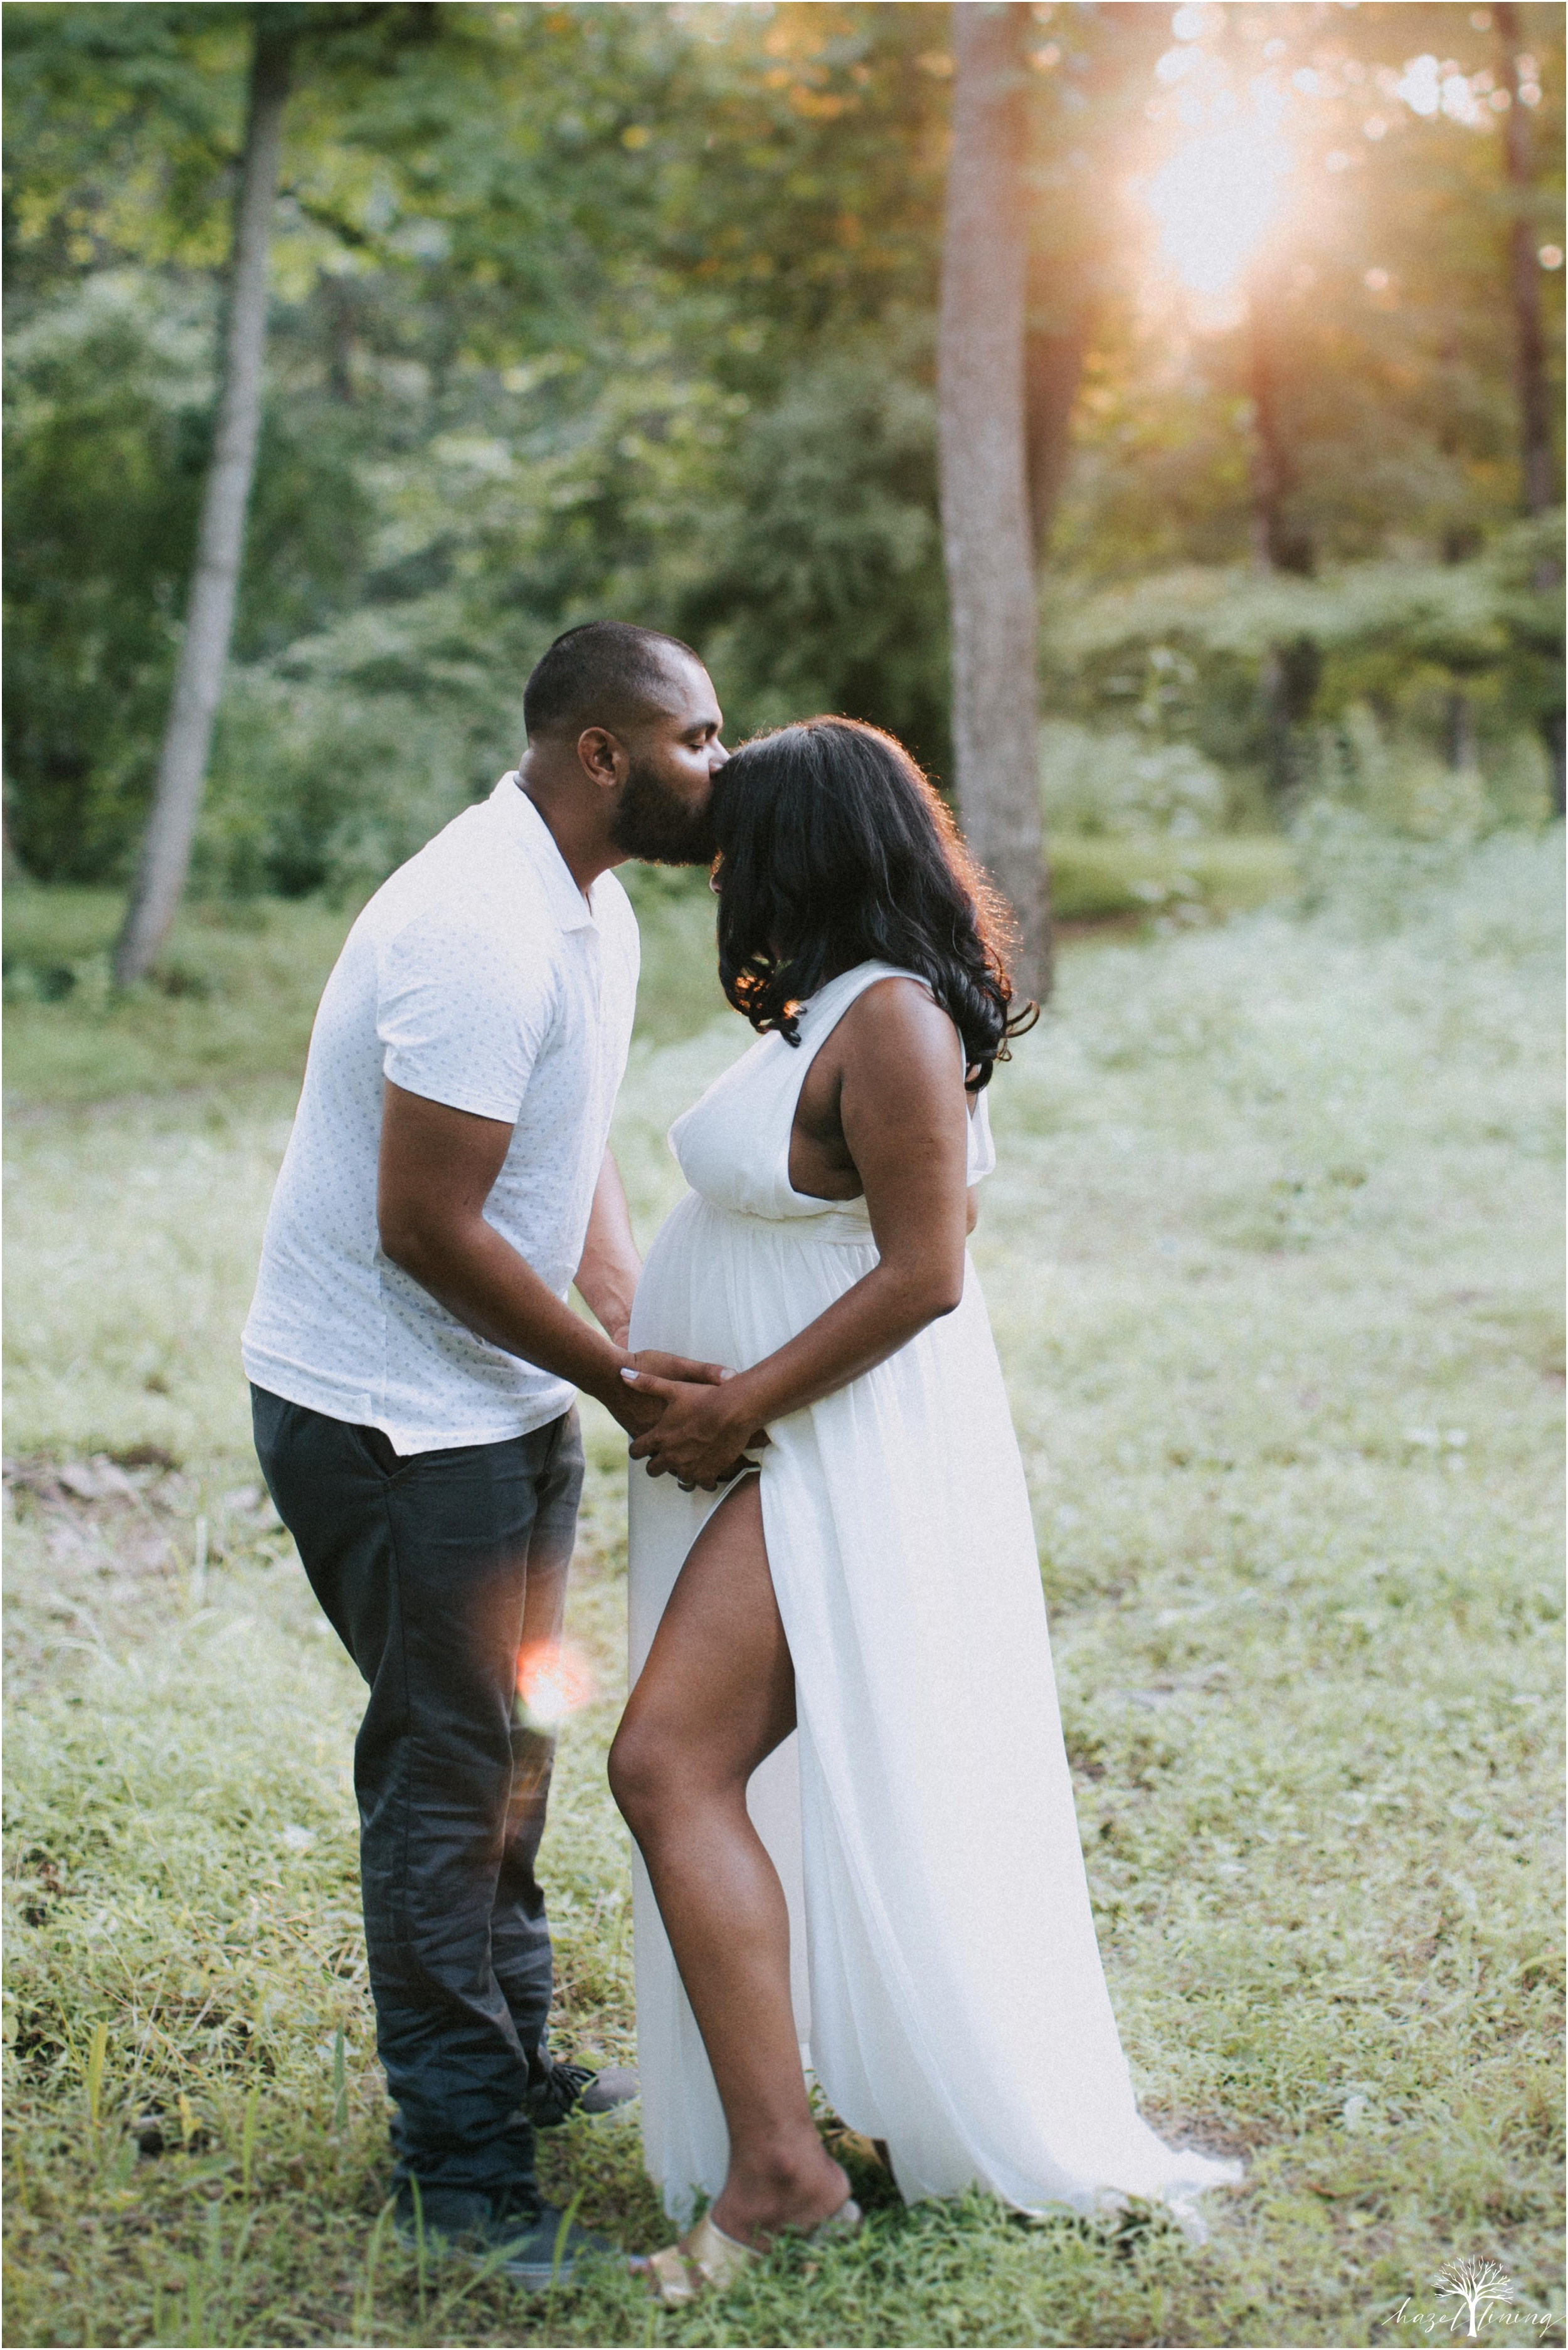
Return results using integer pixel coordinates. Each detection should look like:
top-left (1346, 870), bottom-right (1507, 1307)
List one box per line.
top-left (638, 2196), bottom-right (862, 2308)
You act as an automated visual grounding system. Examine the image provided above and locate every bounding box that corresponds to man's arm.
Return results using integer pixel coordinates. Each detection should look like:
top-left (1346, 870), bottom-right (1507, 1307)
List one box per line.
top-left (377, 1084), bottom-right (719, 1436)
top-left (574, 1149), bottom-right (639, 1348)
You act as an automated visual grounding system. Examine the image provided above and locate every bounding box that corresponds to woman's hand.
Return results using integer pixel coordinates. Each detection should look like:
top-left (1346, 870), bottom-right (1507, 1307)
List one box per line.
top-left (605, 1350), bottom-right (727, 1442)
top-left (621, 1367), bottom-right (769, 1490)
top-left (623, 983), bottom-right (972, 1476)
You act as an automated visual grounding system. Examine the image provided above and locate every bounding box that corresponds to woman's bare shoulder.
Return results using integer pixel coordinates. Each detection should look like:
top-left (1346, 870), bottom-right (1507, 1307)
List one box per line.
top-left (838, 973), bottom-right (952, 1039)
top-left (834, 975), bottom-right (964, 1084)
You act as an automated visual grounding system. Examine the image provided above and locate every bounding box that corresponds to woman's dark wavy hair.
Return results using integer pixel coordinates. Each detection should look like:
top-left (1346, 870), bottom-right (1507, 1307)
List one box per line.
top-left (711, 716), bottom-right (1037, 1091)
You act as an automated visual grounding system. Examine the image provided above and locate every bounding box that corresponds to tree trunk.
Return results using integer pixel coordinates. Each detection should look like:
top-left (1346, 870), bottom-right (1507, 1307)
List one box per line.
top-left (1245, 273), bottom-right (1320, 798)
top-left (1022, 3), bottom-right (1165, 566)
top-left (1246, 280), bottom-right (1313, 579)
top-left (1023, 290), bottom-right (1091, 567)
top-left (114, 17), bottom-right (294, 985)
top-left (325, 271), bottom-right (358, 405)
top-left (1493, 3), bottom-right (1555, 517)
top-left (1493, 4), bottom-right (1562, 812)
top-left (1540, 708), bottom-right (1565, 820)
top-left (1444, 687), bottom-right (1480, 774)
top-left (939, 1), bottom-right (1050, 1003)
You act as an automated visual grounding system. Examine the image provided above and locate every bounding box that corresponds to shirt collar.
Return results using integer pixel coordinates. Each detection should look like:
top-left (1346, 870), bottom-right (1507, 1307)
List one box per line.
top-left (490, 774), bottom-right (598, 933)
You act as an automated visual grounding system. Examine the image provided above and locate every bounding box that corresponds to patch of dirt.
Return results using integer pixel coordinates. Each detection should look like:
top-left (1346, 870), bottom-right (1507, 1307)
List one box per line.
top-left (7, 1455), bottom-right (186, 1584)
top-left (3, 1457), bottom-right (287, 1678)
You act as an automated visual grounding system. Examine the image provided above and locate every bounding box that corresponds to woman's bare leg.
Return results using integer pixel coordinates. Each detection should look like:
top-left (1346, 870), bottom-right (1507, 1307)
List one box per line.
top-left (608, 1476), bottom-right (849, 2247)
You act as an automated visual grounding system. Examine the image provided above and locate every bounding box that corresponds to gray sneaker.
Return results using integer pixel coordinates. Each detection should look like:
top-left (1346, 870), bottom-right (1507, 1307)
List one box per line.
top-left (394, 2182), bottom-right (612, 2287)
top-left (527, 2060), bottom-right (640, 2128)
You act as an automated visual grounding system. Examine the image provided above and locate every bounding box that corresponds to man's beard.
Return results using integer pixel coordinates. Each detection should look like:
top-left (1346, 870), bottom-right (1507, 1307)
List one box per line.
top-left (609, 757), bottom-right (716, 866)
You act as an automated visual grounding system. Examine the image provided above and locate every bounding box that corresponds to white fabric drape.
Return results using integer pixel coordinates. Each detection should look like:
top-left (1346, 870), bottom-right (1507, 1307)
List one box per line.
top-left (627, 963), bottom-right (1239, 2230)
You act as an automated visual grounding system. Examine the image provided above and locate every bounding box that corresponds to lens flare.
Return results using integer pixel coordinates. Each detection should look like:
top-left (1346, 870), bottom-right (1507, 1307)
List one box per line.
top-left (515, 1640), bottom-right (596, 1734)
top-left (1145, 117), bottom-right (1295, 295)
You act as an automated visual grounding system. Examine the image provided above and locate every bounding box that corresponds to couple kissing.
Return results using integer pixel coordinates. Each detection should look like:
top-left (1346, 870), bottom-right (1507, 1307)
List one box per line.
top-left (243, 620), bottom-right (1238, 2299)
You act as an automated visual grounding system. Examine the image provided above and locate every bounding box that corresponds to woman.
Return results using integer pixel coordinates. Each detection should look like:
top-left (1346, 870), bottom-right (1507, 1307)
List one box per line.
top-left (610, 719), bottom-right (1238, 2304)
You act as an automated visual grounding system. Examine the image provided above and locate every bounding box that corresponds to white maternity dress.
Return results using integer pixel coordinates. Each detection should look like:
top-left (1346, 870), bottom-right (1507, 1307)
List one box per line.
top-left (626, 961), bottom-right (1239, 2230)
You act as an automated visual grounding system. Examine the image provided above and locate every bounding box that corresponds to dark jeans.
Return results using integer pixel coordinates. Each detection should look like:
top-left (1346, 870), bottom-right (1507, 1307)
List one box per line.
top-left (251, 1385), bottom-right (585, 2196)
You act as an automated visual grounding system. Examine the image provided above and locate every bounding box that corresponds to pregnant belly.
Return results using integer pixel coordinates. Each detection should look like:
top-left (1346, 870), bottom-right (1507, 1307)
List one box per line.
top-left (629, 1192), bottom-right (878, 1374)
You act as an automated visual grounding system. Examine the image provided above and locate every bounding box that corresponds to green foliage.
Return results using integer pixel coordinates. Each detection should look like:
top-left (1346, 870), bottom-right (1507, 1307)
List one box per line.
top-left (2, 268), bottom-right (378, 882)
top-left (2, 1), bottom-right (965, 894)
top-left (1, 839), bottom-right (1305, 1108)
top-left (1048, 524), bottom-right (1561, 692)
top-left (2, 3), bottom-right (251, 282)
top-left (675, 329), bottom-right (950, 771)
top-left (202, 611), bottom-right (520, 902)
top-left (3, 276), bottom-right (209, 879)
top-left (1056, 3), bottom-right (1564, 576)
top-left (5, 2), bottom-right (1562, 901)
top-left (1049, 835), bottom-right (1295, 924)
top-left (6, 841), bottom-right (1562, 2344)
top-left (1041, 524), bottom-right (1564, 799)
top-left (2, 887), bottom-right (364, 1103)
top-left (0, 868), bottom-right (736, 1105)
top-left (1041, 719), bottom-right (1231, 837)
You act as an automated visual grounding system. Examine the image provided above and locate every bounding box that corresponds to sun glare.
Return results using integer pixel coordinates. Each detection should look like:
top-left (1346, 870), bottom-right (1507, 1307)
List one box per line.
top-left (515, 1639), bottom-right (596, 1733)
top-left (1145, 115), bottom-right (1296, 296)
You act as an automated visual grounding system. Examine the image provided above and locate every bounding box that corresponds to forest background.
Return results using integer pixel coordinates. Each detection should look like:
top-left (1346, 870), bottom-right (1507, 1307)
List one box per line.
top-left (3, 6), bottom-right (1565, 2349)
top-left (4, 0), bottom-right (1564, 944)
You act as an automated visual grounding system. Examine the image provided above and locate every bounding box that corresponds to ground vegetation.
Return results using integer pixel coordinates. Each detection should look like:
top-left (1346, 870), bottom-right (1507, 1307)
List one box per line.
top-left (4, 834), bottom-right (1562, 2347)
top-left (3, 7), bottom-right (1564, 2341)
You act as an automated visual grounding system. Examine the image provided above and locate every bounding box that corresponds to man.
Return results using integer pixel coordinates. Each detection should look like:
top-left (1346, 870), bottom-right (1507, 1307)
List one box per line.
top-left (243, 621), bottom-right (728, 2283)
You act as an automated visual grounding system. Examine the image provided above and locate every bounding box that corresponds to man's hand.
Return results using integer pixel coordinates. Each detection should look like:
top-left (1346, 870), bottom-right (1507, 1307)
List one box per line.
top-left (630, 1350), bottom-right (731, 1387)
top-left (621, 1367), bottom-right (770, 1489)
top-left (606, 1350), bottom-right (729, 1442)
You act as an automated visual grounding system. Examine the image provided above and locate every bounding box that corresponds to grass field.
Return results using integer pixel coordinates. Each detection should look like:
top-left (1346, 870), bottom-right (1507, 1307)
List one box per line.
top-left (0, 869), bottom-right (733, 1104)
top-left (1, 835), bottom-right (1292, 1106)
top-left (4, 832), bottom-right (1562, 2347)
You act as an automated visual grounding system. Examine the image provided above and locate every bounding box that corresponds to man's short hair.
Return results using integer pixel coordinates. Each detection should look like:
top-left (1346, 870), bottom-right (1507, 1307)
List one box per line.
top-left (521, 621), bottom-right (702, 743)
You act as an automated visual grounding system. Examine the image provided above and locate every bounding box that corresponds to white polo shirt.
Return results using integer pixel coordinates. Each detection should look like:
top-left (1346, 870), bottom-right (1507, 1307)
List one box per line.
top-left (241, 776), bottom-right (639, 1453)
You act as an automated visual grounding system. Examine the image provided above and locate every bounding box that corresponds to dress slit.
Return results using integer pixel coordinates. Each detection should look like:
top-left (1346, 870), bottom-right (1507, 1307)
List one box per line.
top-left (625, 963), bottom-right (1241, 2230)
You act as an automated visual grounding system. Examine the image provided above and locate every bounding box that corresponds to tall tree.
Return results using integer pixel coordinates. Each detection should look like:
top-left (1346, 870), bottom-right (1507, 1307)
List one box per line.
top-left (939, 0), bottom-right (1049, 1002)
top-left (1021, 4), bottom-right (1168, 567)
top-left (1023, 287), bottom-right (1091, 568)
top-left (1246, 280), bottom-right (1314, 581)
top-left (114, 9), bottom-right (294, 984)
top-left (1246, 267), bottom-right (1322, 798)
top-left (1493, 1), bottom-right (1555, 518)
top-left (1493, 0), bottom-right (1562, 810)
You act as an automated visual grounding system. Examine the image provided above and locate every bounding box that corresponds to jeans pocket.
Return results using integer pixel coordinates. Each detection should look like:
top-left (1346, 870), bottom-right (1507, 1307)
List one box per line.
top-left (546, 1405), bottom-right (585, 1474)
top-left (352, 1422), bottom-right (404, 1479)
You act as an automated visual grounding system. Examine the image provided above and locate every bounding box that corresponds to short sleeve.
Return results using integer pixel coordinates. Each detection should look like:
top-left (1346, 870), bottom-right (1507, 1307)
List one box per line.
top-left (378, 910), bottom-right (558, 1125)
